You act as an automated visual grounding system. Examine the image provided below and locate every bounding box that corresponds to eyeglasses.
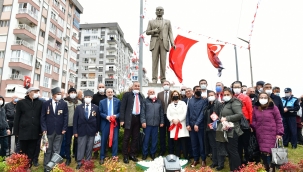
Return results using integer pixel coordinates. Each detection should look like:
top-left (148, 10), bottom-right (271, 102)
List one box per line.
top-left (259, 97), bottom-right (268, 99)
top-left (181, 89), bottom-right (186, 91)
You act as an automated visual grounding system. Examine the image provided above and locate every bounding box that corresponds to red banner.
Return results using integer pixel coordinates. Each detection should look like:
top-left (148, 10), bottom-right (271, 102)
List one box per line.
top-left (207, 44), bottom-right (225, 77)
top-left (24, 76), bottom-right (31, 89)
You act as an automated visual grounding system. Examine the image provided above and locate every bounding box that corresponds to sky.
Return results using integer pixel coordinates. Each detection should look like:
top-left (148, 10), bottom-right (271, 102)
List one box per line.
top-left (78, 0), bottom-right (303, 97)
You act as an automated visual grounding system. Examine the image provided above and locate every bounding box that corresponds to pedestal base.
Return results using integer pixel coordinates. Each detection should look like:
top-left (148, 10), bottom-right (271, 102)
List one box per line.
top-left (141, 82), bottom-right (180, 96)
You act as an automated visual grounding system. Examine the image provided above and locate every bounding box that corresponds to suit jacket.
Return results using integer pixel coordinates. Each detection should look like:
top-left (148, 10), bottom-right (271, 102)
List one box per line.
top-left (146, 19), bottom-right (174, 52)
top-left (73, 103), bottom-right (100, 137)
top-left (41, 99), bottom-right (68, 135)
top-left (99, 97), bottom-right (120, 131)
top-left (157, 91), bottom-right (172, 114)
top-left (120, 91), bottom-right (145, 129)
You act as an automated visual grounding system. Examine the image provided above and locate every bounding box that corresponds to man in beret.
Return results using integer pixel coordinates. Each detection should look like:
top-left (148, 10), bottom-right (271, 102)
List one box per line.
top-left (73, 90), bottom-right (100, 169)
top-left (41, 87), bottom-right (68, 172)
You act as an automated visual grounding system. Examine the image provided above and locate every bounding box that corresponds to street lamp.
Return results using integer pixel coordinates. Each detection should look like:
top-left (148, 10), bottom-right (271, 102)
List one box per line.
top-left (238, 37), bottom-right (253, 87)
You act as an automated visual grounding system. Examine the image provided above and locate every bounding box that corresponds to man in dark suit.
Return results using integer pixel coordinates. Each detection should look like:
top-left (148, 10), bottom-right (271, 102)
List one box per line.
top-left (157, 80), bottom-right (173, 155)
top-left (41, 87), bottom-right (68, 172)
top-left (120, 82), bottom-right (145, 163)
top-left (199, 79), bottom-right (212, 99)
top-left (99, 88), bottom-right (120, 164)
top-left (73, 90), bottom-right (100, 169)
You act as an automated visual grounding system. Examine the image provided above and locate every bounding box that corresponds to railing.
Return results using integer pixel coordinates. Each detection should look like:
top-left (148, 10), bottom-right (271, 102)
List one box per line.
top-left (75, 11), bottom-right (80, 18)
top-left (45, 68), bottom-right (51, 74)
top-left (47, 54), bottom-right (54, 61)
top-left (18, 8), bottom-right (38, 20)
top-left (55, 45), bottom-right (61, 51)
top-left (14, 40), bottom-right (34, 50)
top-left (49, 27), bottom-right (56, 35)
top-left (10, 74), bottom-right (24, 80)
top-left (48, 40), bottom-right (55, 47)
top-left (10, 57), bottom-right (32, 66)
top-left (54, 58), bottom-right (60, 64)
top-left (17, 24), bottom-right (36, 34)
top-left (81, 76), bottom-right (95, 79)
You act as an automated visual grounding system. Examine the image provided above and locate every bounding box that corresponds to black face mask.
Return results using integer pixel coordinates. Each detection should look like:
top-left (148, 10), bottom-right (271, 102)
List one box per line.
top-left (195, 91), bottom-right (202, 97)
top-left (172, 96), bottom-right (179, 101)
top-left (249, 94), bottom-right (255, 98)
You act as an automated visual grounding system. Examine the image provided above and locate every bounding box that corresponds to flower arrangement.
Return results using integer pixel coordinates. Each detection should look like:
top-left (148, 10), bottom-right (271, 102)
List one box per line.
top-left (237, 162), bottom-right (266, 172)
top-left (0, 156), bottom-right (6, 172)
top-left (79, 160), bottom-right (95, 172)
top-left (137, 156), bottom-right (188, 172)
top-left (102, 158), bottom-right (127, 172)
top-left (279, 161), bottom-right (303, 172)
top-left (185, 166), bottom-right (213, 172)
top-left (5, 153), bottom-right (30, 172)
top-left (52, 163), bottom-right (74, 172)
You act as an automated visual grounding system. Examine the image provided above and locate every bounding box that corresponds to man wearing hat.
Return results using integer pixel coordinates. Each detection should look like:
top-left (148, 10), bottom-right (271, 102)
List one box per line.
top-left (73, 90), bottom-right (100, 169)
top-left (41, 87), bottom-right (68, 171)
top-left (63, 87), bottom-right (82, 166)
top-left (281, 88), bottom-right (300, 149)
top-left (255, 81), bottom-right (265, 97)
top-left (14, 87), bottom-right (43, 167)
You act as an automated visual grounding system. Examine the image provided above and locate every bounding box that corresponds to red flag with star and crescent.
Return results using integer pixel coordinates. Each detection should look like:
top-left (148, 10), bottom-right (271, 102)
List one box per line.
top-left (207, 44), bottom-right (225, 77)
top-left (169, 35), bottom-right (198, 83)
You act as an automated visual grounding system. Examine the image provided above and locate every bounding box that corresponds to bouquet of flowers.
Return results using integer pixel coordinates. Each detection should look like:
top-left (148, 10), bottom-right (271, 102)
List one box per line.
top-left (40, 133), bottom-right (49, 153)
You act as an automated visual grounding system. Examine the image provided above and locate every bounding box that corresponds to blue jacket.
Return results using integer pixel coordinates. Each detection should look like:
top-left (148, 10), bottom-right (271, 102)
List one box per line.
top-left (41, 99), bottom-right (68, 135)
top-left (186, 96), bottom-right (207, 127)
top-left (73, 103), bottom-right (100, 137)
top-left (281, 96), bottom-right (300, 117)
top-left (99, 97), bottom-right (120, 131)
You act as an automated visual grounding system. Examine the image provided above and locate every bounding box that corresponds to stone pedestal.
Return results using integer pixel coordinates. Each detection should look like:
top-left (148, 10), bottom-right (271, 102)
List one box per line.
top-left (141, 83), bottom-right (180, 96)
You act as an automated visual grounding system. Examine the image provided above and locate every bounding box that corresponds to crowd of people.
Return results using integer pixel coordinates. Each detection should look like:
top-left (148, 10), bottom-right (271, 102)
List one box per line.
top-left (0, 80), bottom-right (302, 172)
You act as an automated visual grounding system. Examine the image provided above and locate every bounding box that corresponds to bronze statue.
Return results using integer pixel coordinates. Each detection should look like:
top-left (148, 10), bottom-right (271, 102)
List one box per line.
top-left (146, 6), bottom-right (175, 84)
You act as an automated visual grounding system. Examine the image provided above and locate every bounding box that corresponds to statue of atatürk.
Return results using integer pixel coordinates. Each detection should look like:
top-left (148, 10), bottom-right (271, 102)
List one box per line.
top-left (146, 6), bottom-right (175, 84)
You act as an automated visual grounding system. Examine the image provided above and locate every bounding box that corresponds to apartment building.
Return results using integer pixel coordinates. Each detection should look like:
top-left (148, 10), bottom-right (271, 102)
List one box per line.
top-left (0, 0), bottom-right (83, 100)
top-left (77, 23), bottom-right (133, 94)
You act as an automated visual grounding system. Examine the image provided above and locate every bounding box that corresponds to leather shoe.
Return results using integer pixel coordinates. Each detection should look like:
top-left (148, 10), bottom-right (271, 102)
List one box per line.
top-left (65, 159), bottom-right (71, 166)
top-left (123, 156), bottom-right (129, 164)
top-left (210, 164), bottom-right (218, 168)
top-left (76, 164), bottom-right (81, 169)
top-left (191, 161), bottom-right (199, 167)
top-left (201, 161), bottom-right (206, 167)
top-left (33, 161), bottom-right (39, 167)
top-left (142, 155), bottom-right (147, 160)
top-left (129, 155), bottom-right (138, 162)
top-left (99, 159), bottom-right (104, 165)
top-left (216, 166), bottom-right (224, 171)
top-left (151, 154), bottom-right (155, 160)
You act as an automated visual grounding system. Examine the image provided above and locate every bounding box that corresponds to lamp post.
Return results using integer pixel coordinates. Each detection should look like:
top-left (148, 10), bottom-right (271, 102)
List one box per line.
top-left (238, 37), bottom-right (253, 87)
top-left (138, 0), bottom-right (143, 92)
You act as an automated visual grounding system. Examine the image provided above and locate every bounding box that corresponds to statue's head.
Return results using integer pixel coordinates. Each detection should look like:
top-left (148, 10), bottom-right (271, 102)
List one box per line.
top-left (155, 6), bottom-right (164, 17)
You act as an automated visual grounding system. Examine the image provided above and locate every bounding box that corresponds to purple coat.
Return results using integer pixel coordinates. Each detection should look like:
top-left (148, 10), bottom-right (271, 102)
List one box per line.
top-left (251, 102), bottom-right (284, 153)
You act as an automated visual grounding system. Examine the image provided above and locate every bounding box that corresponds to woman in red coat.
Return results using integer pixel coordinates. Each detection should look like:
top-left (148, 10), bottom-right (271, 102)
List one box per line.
top-left (251, 92), bottom-right (284, 172)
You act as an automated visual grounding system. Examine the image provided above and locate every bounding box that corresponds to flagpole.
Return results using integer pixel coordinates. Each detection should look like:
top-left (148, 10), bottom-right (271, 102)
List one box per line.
top-left (138, 0), bottom-right (143, 92)
top-left (238, 37), bottom-right (253, 87)
top-left (234, 45), bottom-right (239, 81)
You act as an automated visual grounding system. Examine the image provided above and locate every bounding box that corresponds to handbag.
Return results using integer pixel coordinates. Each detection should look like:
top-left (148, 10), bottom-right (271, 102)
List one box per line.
top-left (248, 132), bottom-right (260, 160)
top-left (93, 132), bottom-right (101, 152)
top-left (240, 116), bottom-right (250, 130)
top-left (271, 138), bottom-right (288, 165)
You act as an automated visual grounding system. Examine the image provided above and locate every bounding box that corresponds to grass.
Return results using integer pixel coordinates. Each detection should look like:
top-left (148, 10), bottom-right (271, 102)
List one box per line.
top-left (30, 144), bottom-right (303, 172)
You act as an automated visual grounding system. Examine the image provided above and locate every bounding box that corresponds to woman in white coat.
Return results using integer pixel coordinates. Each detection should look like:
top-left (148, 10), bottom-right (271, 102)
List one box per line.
top-left (167, 90), bottom-right (189, 160)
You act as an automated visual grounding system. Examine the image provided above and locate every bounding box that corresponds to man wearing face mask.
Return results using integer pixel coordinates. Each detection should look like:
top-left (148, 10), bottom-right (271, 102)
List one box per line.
top-left (255, 81), bottom-right (265, 97)
top-left (4, 95), bottom-right (18, 152)
top-left (63, 87), bottom-right (82, 166)
top-left (246, 87), bottom-right (257, 106)
top-left (272, 86), bottom-right (281, 97)
top-left (157, 81), bottom-right (173, 155)
top-left (242, 85), bottom-right (247, 95)
top-left (0, 95), bottom-right (10, 157)
top-left (41, 87), bottom-right (68, 171)
top-left (199, 79), bottom-right (211, 99)
top-left (215, 82), bottom-right (224, 102)
top-left (141, 89), bottom-right (164, 160)
top-left (263, 83), bottom-right (284, 117)
top-left (186, 86), bottom-right (208, 167)
top-left (14, 87), bottom-right (43, 168)
top-left (180, 86), bottom-right (187, 99)
top-left (281, 88), bottom-right (300, 149)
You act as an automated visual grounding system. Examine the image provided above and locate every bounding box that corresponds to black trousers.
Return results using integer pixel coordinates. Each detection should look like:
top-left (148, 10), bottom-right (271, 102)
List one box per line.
top-left (159, 114), bottom-right (174, 154)
top-left (238, 129), bottom-right (250, 164)
top-left (297, 128), bottom-right (303, 144)
top-left (207, 130), bottom-right (225, 167)
top-left (224, 132), bottom-right (241, 171)
top-left (33, 135), bottom-right (42, 163)
top-left (8, 120), bottom-right (13, 149)
top-left (122, 115), bottom-right (140, 157)
top-left (174, 137), bottom-right (188, 159)
top-left (19, 139), bottom-right (38, 166)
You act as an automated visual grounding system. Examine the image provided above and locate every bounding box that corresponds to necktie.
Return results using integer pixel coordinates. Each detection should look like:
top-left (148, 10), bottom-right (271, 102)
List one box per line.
top-left (135, 94), bottom-right (139, 114)
top-left (85, 104), bottom-right (89, 119)
top-left (164, 91), bottom-right (168, 112)
top-left (108, 99), bottom-right (112, 116)
top-left (55, 102), bottom-right (58, 113)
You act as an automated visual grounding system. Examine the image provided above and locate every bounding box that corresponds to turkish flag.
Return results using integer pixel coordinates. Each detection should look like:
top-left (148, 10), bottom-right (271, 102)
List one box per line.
top-left (207, 44), bottom-right (225, 77)
top-left (24, 76), bottom-right (31, 89)
top-left (169, 35), bottom-right (198, 83)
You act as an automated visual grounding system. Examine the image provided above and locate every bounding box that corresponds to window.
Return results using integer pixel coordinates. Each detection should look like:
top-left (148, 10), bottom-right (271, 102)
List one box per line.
top-left (58, 17), bottom-right (64, 27)
top-left (51, 11), bottom-right (57, 21)
top-left (53, 0), bottom-right (59, 7)
top-left (39, 30), bottom-right (45, 38)
top-left (41, 16), bottom-right (47, 24)
top-left (0, 51), bottom-right (5, 58)
top-left (0, 20), bottom-right (9, 27)
top-left (105, 81), bottom-right (113, 87)
top-left (84, 36), bottom-right (90, 41)
top-left (63, 58), bottom-right (67, 64)
top-left (53, 66), bottom-right (59, 73)
top-left (61, 7), bottom-right (65, 14)
top-left (88, 81), bottom-right (94, 87)
top-left (56, 29), bottom-right (62, 38)
top-left (3, 6), bottom-right (12, 11)
top-left (98, 67), bottom-right (103, 72)
top-left (42, 91), bottom-right (49, 98)
top-left (34, 73), bottom-right (40, 81)
top-left (43, 77), bottom-right (49, 87)
top-left (43, 2), bottom-right (49, 10)
top-left (62, 70), bottom-right (66, 77)
top-left (109, 59), bottom-right (115, 63)
top-left (38, 44), bottom-right (44, 51)
top-left (11, 50), bottom-right (32, 65)
top-left (82, 66), bottom-right (88, 71)
top-left (73, 18), bottom-right (79, 29)
top-left (81, 81), bottom-right (87, 87)
top-left (99, 61), bottom-right (103, 64)
top-left (45, 63), bottom-right (52, 74)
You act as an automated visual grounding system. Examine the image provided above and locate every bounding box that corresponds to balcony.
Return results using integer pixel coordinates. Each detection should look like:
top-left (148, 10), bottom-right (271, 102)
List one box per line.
top-left (48, 40), bottom-right (55, 48)
top-left (11, 40), bottom-right (34, 55)
top-left (13, 24), bottom-right (36, 40)
top-left (49, 28), bottom-right (56, 38)
top-left (16, 8), bottom-right (38, 25)
top-left (55, 45), bottom-right (61, 52)
top-left (81, 76), bottom-right (95, 79)
top-left (105, 69), bottom-right (116, 74)
top-left (108, 30), bottom-right (118, 35)
top-left (107, 39), bottom-right (117, 45)
top-left (9, 74), bottom-right (24, 80)
top-left (106, 46), bottom-right (117, 52)
top-left (13, 40), bottom-right (34, 50)
top-left (106, 54), bottom-right (117, 59)
top-left (47, 54), bottom-right (54, 61)
top-left (106, 61), bottom-right (117, 65)
top-left (6, 74), bottom-right (25, 85)
top-left (54, 58), bottom-right (60, 64)
top-left (9, 57), bottom-right (32, 71)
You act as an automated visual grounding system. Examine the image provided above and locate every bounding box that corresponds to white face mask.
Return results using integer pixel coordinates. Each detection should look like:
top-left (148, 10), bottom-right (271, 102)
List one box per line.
top-left (233, 88), bottom-right (241, 94)
top-left (259, 88), bottom-right (263, 92)
top-left (163, 85), bottom-right (170, 91)
top-left (70, 93), bottom-right (77, 99)
top-left (265, 90), bottom-right (272, 95)
top-left (149, 95), bottom-right (156, 99)
top-left (259, 99), bottom-right (268, 105)
top-left (99, 88), bottom-right (105, 93)
top-left (200, 84), bottom-right (207, 90)
top-left (33, 93), bottom-right (39, 99)
top-left (133, 90), bottom-right (139, 94)
top-left (208, 96), bottom-right (215, 102)
top-left (275, 93), bottom-right (280, 97)
top-left (181, 91), bottom-right (185, 95)
top-left (0, 101), bottom-right (3, 106)
top-left (285, 93), bottom-right (291, 97)
top-left (55, 95), bottom-right (62, 101)
top-left (84, 98), bottom-right (92, 104)
top-left (243, 91), bottom-right (247, 95)
top-left (223, 96), bottom-right (231, 102)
